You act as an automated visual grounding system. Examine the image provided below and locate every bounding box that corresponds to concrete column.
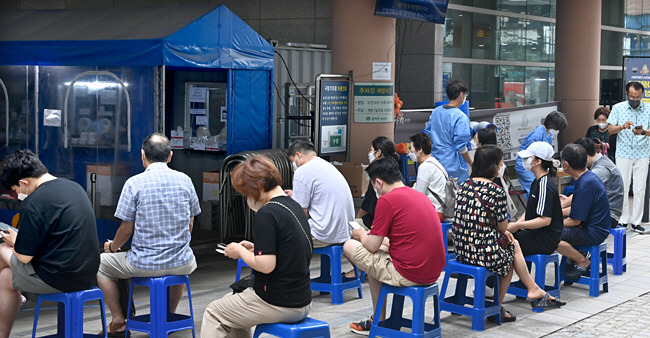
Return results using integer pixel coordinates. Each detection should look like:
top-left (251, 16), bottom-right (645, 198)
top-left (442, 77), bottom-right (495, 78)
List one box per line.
top-left (332, 0), bottom-right (396, 163)
top-left (554, 0), bottom-right (602, 146)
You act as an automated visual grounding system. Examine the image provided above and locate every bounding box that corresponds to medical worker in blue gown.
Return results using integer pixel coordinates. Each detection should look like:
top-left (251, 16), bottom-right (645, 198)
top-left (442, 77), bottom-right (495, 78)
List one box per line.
top-left (424, 79), bottom-right (473, 184)
top-left (515, 111), bottom-right (568, 197)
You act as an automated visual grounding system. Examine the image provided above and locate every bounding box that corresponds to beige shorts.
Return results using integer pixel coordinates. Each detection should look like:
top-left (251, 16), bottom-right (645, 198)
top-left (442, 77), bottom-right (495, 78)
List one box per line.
top-left (311, 237), bottom-right (345, 248)
top-left (97, 252), bottom-right (197, 281)
top-left (351, 245), bottom-right (420, 287)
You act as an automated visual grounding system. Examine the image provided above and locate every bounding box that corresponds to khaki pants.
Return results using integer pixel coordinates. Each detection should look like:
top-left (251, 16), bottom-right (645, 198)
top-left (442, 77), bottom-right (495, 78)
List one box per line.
top-left (201, 288), bottom-right (310, 338)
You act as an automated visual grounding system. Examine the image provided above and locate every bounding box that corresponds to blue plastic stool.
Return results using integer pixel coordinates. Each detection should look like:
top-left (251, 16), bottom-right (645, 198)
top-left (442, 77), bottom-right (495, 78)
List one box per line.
top-left (253, 317), bottom-right (331, 338)
top-left (33, 287), bottom-right (107, 338)
top-left (311, 245), bottom-right (363, 305)
top-left (236, 258), bottom-right (250, 281)
top-left (560, 242), bottom-right (609, 297)
top-left (369, 283), bottom-right (441, 338)
top-left (441, 222), bottom-right (455, 262)
top-left (507, 253), bottom-right (561, 312)
top-left (126, 275), bottom-right (195, 337)
top-left (440, 260), bottom-right (501, 331)
top-left (607, 226), bottom-right (627, 275)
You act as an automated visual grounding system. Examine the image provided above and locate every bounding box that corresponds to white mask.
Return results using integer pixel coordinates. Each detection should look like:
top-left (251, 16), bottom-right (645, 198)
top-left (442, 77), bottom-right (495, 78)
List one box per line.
top-left (498, 164), bottom-right (506, 177)
top-left (523, 157), bottom-right (533, 171)
top-left (373, 187), bottom-right (381, 198)
top-left (291, 161), bottom-right (298, 172)
top-left (549, 129), bottom-right (559, 137)
top-left (470, 139), bottom-right (478, 150)
top-left (368, 152), bottom-right (376, 163)
top-left (598, 122), bottom-right (608, 130)
top-left (17, 180), bottom-right (28, 201)
top-left (408, 152), bottom-right (417, 163)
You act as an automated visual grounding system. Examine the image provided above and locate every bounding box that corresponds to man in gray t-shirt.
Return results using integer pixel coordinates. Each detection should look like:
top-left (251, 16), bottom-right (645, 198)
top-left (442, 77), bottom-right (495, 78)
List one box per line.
top-left (575, 138), bottom-right (624, 228)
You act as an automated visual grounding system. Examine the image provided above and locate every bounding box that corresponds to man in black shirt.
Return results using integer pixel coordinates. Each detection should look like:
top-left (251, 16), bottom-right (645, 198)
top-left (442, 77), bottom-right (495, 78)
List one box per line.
top-left (0, 150), bottom-right (100, 338)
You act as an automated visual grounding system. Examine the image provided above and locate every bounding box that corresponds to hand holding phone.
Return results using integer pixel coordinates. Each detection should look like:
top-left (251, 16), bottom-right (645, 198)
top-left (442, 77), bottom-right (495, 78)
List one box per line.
top-left (0, 222), bottom-right (18, 234)
top-left (635, 125), bottom-right (643, 129)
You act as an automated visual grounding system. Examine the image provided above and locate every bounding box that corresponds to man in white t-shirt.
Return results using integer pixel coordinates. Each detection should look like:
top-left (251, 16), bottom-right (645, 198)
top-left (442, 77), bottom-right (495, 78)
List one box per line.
top-left (408, 132), bottom-right (447, 221)
top-left (286, 140), bottom-right (355, 247)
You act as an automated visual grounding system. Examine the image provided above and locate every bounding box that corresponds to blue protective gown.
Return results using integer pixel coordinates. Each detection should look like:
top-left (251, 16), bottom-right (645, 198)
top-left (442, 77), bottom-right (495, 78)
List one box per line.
top-left (424, 105), bottom-right (471, 183)
top-left (515, 125), bottom-right (553, 197)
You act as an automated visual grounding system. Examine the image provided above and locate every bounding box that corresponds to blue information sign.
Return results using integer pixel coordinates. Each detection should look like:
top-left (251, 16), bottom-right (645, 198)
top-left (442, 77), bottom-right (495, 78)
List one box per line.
top-left (320, 80), bottom-right (349, 154)
top-left (375, 0), bottom-right (448, 24)
top-left (626, 58), bottom-right (650, 103)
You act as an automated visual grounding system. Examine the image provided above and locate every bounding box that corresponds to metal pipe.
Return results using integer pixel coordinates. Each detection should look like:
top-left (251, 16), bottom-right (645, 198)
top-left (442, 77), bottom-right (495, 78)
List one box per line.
top-left (34, 66), bottom-right (39, 156)
top-left (0, 78), bottom-right (8, 147)
top-left (90, 172), bottom-right (98, 217)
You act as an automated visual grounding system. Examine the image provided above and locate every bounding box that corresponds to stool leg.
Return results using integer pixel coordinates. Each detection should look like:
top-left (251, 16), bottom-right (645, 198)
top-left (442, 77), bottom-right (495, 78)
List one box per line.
top-left (185, 280), bottom-right (196, 338)
top-left (330, 251), bottom-right (344, 304)
top-left (32, 298), bottom-right (44, 338)
top-left (126, 282), bottom-right (136, 338)
top-left (58, 302), bottom-right (68, 337)
top-left (589, 247), bottom-right (600, 297)
top-left (623, 232), bottom-right (627, 272)
top-left (411, 290), bottom-right (425, 335)
top-left (601, 249), bottom-right (609, 294)
top-left (99, 297), bottom-right (108, 338)
top-left (386, 294), bottom-right (405, 328)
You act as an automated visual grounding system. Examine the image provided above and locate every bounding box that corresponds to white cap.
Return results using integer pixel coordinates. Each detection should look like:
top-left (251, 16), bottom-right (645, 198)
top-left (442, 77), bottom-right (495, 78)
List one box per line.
top-left (518, 141), bottom-right (554, 161)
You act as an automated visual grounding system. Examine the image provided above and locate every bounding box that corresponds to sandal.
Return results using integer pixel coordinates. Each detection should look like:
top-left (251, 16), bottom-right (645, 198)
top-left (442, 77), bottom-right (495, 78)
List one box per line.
top-left (99, 322), bottom-right (127, 338)
top-left (488, 306), bottom-right (516, 323)
top-left (531, 292), bottom-right (566, 309)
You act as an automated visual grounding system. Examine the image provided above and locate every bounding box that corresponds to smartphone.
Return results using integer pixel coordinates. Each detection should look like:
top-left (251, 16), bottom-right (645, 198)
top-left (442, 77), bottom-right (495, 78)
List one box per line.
top-left (0, 222), bottom-right (18, 234)
top-left (635, 125), bottom-right (644, 129)
top-left (348, 221), bottom-right (361, 231)
top-left (215, 243), bottom-right (227, 254)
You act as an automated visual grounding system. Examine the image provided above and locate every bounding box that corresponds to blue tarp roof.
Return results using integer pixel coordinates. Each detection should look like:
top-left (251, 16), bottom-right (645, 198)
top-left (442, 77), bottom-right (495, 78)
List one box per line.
top-left (0, 5), bottom-right (274, 69)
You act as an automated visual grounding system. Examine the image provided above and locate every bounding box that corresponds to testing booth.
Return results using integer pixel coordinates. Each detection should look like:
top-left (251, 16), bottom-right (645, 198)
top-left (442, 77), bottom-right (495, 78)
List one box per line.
top-left (0, 5), bottom-right (274, 239)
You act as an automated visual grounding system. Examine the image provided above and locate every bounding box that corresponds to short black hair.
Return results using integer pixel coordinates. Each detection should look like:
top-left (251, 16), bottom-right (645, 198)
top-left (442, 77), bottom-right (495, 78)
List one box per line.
top-left (1, 149), bottom-right (48, 189)
top-left (288, 139), bottom-right (316, 157)
top-left (371, 136), bottom-right (400, 162)
top-left (409, 132), bottom-right (432, 155)
top-left (561, 143), bottom-right (587, 170)
top-left (142, 133), bottom-right (171, 163)
top-left (477, 128), bottom-right (497, 146)
top-left (471, 145), bottom-right (503, 179)
top-left (543, 111), bottom-right (568, 130)
top-left (365, 157), bottom-right (402, 185)
top-left (446, 79), bottom-right (468, 101)
top-left (626, 81), bottom-right (645, 93)
top-left (574, 137), bottom-right (597, 157)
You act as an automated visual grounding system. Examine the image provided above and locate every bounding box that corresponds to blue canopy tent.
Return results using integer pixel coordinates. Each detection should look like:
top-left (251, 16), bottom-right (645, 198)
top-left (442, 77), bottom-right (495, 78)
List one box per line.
top-left (0, 5), bottom-right (273, 237)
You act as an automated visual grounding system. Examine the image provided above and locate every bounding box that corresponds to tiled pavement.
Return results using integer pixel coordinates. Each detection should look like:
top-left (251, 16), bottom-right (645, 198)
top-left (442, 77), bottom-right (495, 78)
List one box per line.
top-left (9, 226), bottom-right (650, 337)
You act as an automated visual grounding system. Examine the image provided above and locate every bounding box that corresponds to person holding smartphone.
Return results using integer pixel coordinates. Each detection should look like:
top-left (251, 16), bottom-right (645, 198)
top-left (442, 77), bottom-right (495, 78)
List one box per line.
top-left (607, 81), bottom-right (650, 233)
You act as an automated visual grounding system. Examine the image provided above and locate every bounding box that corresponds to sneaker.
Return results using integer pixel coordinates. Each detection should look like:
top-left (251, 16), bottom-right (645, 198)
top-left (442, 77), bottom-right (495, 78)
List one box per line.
top-left (350, 316), bottom-right (373, 335)
top-left (472, 286), bottom-right (495, 299)
top-left (631, 224), bottom-right (649, 234)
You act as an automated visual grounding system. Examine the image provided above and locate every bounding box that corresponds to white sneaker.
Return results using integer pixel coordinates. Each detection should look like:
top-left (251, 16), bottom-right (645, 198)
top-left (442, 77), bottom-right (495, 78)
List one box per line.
top-left (472, 286), bottom-right (495, 299)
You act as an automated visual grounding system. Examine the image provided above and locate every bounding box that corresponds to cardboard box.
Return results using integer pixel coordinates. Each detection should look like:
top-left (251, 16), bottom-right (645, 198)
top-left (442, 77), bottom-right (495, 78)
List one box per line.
top-left (202, 171), bottom-right (220, 201)
top-left (333, 162), bottom-right (369, 198)
top-left (86, 164), bottom-right (130, 206)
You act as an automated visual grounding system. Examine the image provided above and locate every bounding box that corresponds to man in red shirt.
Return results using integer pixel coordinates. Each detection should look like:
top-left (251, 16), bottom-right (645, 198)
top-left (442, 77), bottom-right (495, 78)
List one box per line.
top-left (344, 157), bottom-right (446, 335)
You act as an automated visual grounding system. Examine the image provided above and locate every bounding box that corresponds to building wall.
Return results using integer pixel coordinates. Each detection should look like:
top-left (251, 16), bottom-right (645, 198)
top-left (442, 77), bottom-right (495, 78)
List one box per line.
top-left (0, 0), bottom-right (334, 47)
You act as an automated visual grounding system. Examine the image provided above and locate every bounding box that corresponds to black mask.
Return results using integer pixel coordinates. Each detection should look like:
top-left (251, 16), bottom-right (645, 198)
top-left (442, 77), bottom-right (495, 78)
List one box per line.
top-left (629, 99), bottom-right (641, 109)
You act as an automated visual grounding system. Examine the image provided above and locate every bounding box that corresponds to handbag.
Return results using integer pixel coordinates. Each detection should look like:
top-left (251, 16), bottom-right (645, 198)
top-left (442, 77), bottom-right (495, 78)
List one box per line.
top-left (468, 179), bottom-right (508, 250)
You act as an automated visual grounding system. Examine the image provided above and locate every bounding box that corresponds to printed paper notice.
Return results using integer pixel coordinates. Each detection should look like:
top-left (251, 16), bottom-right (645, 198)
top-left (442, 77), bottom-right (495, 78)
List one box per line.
top-left (189, 87), bottom-right (207, 103)
top-left (195, 115), bottom-right (209, 126)
top-left (372, 62), bottom-right (391, 80)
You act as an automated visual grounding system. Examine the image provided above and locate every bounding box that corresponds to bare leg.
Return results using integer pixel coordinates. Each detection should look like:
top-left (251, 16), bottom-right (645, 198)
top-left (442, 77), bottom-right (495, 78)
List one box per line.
top-left (169, 284), bottom-right (185, 313)
top-left (97, 276), bottom-right (126, 327)
top-left (511, 240), bottom-right (552, 300)
top-left (0, 267), bottom-right (21, 338)
top-left (368, 275), bottom-right (386, 321)
top-left (556, 241), bottom-right (589, 268)
top-left (343, 239), bottom-right (386, 321)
